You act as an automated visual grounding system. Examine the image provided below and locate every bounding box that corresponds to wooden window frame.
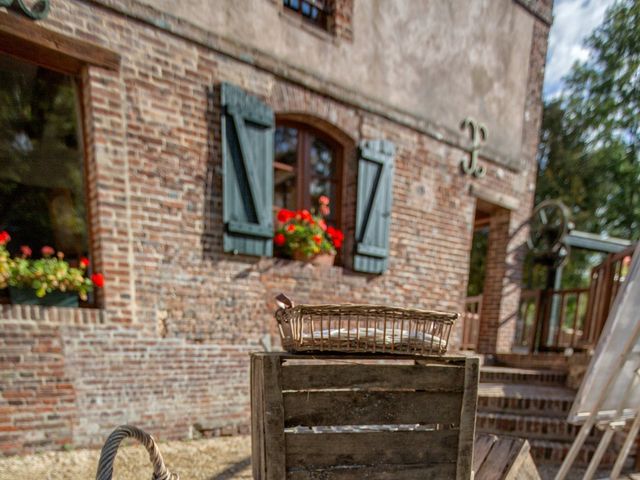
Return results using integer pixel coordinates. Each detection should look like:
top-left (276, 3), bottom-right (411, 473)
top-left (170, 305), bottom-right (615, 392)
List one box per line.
top-left (274, 119), bottom-right (344, 231)
top-left (0, 12), bottom-right (119, 308)
top-left (0, 12), bottom-right (119, 75)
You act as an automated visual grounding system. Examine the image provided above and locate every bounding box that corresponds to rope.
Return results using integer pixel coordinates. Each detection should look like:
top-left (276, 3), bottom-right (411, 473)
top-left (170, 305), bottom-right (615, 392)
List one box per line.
top-left (96, 425), bottom-right (179, 480)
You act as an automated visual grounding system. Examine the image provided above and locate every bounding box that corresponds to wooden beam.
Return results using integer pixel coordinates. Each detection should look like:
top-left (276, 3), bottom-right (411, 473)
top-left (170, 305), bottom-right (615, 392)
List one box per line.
top-left (0, 11), bottom-right (119, 74)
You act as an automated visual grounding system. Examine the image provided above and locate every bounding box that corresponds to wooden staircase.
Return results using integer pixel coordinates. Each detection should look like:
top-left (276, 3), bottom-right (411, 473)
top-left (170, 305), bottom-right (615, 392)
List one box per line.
top-left (477, 364), bottom-right (623, 466)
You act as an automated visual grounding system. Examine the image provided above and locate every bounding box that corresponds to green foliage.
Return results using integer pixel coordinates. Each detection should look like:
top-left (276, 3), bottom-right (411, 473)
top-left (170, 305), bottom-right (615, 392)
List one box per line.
top-left (0, 243), bottom-right (9, 290)
top-left (9, 254), bottom-right (93, 300)
top-left (532, 0), bottom-right (640, 287)
top-left (0, 233), bottom-right (95, 300)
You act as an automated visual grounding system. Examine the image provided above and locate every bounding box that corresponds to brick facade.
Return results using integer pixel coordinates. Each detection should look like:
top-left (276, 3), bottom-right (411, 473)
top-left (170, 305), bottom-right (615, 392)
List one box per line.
top-left (0, 0), bottom-right (551, 453)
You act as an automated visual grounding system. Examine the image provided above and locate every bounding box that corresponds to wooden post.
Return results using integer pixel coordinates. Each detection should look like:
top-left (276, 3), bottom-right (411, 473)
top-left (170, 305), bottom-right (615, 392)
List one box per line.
top-left (457, 357), bottom-right (479, 480)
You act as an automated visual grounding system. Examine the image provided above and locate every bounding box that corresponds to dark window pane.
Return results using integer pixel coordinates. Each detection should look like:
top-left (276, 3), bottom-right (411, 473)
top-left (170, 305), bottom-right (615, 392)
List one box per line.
top-left (274, 169), bottom-right (297, 211)
top-left (309, 136), bottom-right (335, 178)
top-left (0, 54), bottom-right (87, 260)
top-left (274, 126), bottom-right (299, 210)
top-left (275, 126), bottom-right (298, 167)
top-left (283, 0), bottom-right (329, 29)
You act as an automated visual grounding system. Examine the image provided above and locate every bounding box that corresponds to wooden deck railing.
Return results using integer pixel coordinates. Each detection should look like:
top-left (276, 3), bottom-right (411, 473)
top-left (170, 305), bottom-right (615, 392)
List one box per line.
top-left (582, 244), bottom-right (635, 347)
top-left (515, 288), bottom-right (589, 351)
top-left (460, 295), bottom-right (482, 350)
top-left (515, 243), bottom-right (636, 352)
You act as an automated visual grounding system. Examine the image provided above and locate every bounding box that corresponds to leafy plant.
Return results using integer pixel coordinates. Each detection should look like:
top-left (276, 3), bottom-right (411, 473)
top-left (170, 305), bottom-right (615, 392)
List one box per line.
top-left (274, 196), bottom-right (344, 259)
top-left (0, 231), bottom-right (10, 290)
top-left (0, 230), bottom-right (103, 300)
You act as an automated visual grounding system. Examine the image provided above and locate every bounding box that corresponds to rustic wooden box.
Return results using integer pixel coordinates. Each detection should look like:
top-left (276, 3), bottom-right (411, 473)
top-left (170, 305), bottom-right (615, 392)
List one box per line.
top-left (250, 352), bottom-right (479, 479)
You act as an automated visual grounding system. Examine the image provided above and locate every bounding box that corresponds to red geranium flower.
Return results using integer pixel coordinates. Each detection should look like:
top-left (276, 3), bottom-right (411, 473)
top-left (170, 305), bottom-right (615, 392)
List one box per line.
top-left (20, 245), bottom-right (32, 257)
top-left (326, 226), bottom-right (344, 249)
top-left (0, 231), bottom-right (10, 245)
top-left (313, 234), bottom-right (322, 245)
top-left (286, 224), bottom-right (296, 233)
top-left (274, 233), bottom-right (286, 246)
top-left (80, 257), bottom-right (90, 268)
top-left (41, 246), bottom-right (55, 257)
top-left (91, 273), bottom-right (105, 288)
top-left (301, 210), bottom-right (313, 222)
top-left (277, 209), bottom-right (295, 223)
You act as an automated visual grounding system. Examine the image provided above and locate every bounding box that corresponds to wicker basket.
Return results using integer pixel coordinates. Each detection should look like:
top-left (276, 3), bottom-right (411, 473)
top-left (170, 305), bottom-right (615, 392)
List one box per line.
top-left (275, 294), bottom-right (458, 356)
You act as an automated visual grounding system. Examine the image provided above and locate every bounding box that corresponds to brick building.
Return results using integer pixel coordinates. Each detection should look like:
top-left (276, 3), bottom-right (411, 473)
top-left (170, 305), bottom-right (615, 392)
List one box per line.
top-left (0, 0), bottom-right (552, 454)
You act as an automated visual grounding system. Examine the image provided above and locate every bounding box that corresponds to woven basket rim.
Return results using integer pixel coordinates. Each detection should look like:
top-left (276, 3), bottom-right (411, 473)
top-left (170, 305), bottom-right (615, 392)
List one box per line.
top-left (278, 303), bottom-right (459, 321)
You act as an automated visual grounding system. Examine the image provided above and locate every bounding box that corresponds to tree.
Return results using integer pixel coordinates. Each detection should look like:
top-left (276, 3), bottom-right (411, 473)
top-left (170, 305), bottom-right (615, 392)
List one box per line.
top-left (531, 0), bottom-right (640, 287)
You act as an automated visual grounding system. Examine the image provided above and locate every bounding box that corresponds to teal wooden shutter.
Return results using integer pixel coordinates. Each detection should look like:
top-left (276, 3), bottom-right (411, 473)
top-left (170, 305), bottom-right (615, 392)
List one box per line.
top-left (354, 139), bottom-right (396, 273)
top-left (221, 83), bottom-right (275, 256)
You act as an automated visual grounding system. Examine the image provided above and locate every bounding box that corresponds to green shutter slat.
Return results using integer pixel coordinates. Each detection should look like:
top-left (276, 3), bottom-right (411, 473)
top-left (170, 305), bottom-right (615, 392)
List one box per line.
top-left (221, 83), bottom-right (275, 256)
top-left (354, 139), bottom-right (395, 274)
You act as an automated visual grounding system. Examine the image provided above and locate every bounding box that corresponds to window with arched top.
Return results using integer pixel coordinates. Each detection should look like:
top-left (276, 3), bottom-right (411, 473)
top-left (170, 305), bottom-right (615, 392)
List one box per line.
top-left (273, 121), bottom-right (342, 227)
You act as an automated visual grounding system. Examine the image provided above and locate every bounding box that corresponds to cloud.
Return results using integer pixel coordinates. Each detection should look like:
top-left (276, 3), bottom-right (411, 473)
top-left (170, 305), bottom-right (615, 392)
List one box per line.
top-left (543, 0), bottom-right (616, 99)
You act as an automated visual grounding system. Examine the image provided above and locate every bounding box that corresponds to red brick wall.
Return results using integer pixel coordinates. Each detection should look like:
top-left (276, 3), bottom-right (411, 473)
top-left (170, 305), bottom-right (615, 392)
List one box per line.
top-left (0, 0), bottom-right (550, 453)
top-left (0, 305), bottom-right (253, 455)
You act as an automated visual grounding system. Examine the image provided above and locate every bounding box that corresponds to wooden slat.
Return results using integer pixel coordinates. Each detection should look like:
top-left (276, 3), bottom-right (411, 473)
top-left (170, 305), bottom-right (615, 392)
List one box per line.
top-left (285, 429), bottom-right (460, 468)
top-left (456, 357), bottom-right (479, 479)
top-left (503, 441), bottom-right (537, 480)
top-left (281, 363), bottom-right (465, 391)
top-left (287, 462), bottom-right (457, 479)
top-left (473, 434), bottom-right (499, 474)
top-left (250, 355), bottom-right (266, 479)
top-left (261, 355), bottom-right (286, 480)
top-left (513, 455), bottom-right (541, 480)
top-left (0, 12), bottom-right (119, 74)
top-left (284, 390), bottom-right (462, 427)
top-left (475, 436), bottom-right (528, 480)
top-left (279, 353), bottom-right (467, 365)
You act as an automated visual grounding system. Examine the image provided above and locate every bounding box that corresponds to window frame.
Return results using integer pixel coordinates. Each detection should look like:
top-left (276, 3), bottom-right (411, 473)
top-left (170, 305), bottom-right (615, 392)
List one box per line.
top-left (0, 50), bottom-right (98, 307)
top-left (274, 119), bottom-right (344, 232)
top-left (282, 0), bottom-right (332, 31)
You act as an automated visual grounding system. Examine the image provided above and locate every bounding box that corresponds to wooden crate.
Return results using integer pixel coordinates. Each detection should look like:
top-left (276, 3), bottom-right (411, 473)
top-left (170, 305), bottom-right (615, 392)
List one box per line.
top-left (251, 352), bottom-right (479, 479)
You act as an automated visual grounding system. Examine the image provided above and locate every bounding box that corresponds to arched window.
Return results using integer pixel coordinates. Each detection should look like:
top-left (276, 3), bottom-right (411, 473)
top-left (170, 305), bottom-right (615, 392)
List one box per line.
top-left (273, 121), bottom-right (342, 227)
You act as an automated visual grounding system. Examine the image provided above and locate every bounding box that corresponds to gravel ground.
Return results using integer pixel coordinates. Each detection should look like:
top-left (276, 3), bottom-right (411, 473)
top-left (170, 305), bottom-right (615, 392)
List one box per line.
top-left (0, 436), bottom-right (252, 480)
top-left (0, 436), bottom-right (626, 480)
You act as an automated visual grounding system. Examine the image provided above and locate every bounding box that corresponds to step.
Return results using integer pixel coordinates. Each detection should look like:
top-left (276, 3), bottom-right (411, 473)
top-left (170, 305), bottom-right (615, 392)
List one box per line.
top-left (480, 366), bottom-right (567, 386)
top-left (477, 383), bottom-right (575, 417)
top-left (529, 439), bottom-right (621, 466)
top-left (476, 412), bottom-right (601, 443)
top-left (495, 353), bottom-right (569, 371)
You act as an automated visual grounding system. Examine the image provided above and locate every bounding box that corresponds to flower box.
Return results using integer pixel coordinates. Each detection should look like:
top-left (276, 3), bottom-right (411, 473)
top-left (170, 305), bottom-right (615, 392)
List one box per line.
top-left (9, 287), bottom-right (79, 308)
top-left (292, 251), bottom-right (336, 266)
top-left (0, 230), bottom-right (103, 307)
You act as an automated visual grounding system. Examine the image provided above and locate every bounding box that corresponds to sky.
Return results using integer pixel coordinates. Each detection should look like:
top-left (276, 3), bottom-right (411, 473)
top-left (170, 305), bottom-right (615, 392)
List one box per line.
top-left (543, 0), bottom-right (616, 99)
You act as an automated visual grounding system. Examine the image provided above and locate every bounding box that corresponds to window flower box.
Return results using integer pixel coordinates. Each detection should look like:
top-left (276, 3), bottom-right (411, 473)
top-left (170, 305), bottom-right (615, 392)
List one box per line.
top-left (0, 231), bottom-right (103, 307)
top-left (9, 287), bottom-right (79, 308)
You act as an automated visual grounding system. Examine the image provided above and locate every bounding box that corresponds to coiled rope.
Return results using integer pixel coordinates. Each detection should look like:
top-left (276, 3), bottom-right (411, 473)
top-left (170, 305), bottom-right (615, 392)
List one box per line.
top-left (96, 425), bottom-right (179, 480)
